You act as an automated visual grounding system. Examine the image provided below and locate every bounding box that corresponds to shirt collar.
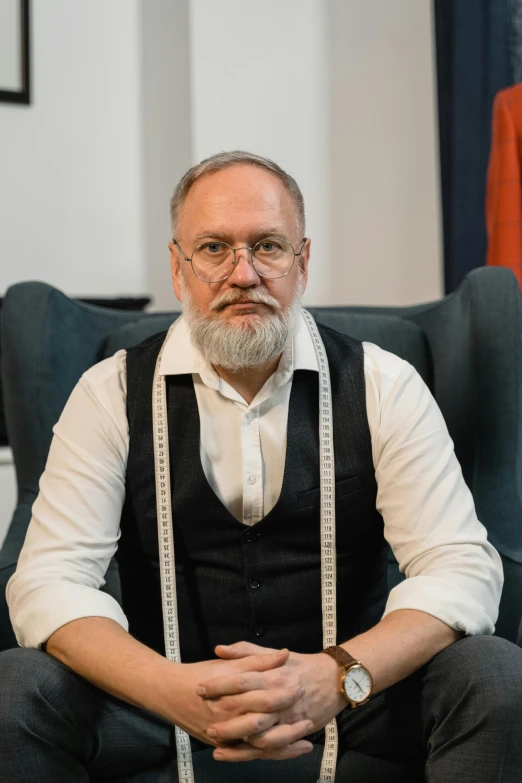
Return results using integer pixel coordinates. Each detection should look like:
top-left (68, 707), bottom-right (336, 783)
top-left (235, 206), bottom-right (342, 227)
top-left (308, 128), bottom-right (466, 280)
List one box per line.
top-left (158, 310), bottom-right (319, 389)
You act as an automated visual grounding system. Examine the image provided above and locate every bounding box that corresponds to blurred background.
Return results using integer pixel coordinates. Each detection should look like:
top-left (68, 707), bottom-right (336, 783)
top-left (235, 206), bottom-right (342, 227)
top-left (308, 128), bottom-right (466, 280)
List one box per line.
top-left (3, 0), bottom-right (508, 313)
top-left (3, 0), bottom-right (520, 308)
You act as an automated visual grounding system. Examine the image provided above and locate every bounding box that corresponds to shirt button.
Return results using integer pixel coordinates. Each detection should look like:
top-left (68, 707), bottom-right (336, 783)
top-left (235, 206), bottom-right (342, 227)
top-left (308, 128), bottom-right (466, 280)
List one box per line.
top-left (248, 475), bottom-right (257, 486)
top-left (245, 410), bottom-right (253, 420)
top-left (248, 577), bottom-right (261, 590)
top-left (254, 626), bottom-right (265, 637)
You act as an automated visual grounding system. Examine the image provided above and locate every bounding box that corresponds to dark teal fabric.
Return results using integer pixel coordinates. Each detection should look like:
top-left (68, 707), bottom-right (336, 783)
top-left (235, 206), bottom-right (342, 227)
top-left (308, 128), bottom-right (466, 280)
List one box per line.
top-left (103, 315), bottom-right (178, 358)
top-left (105, 311), bottom-right (431, 387)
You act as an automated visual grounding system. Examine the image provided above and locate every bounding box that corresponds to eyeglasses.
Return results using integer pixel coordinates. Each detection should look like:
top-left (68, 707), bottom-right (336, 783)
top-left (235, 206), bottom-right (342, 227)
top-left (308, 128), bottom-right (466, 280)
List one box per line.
top-left (172, 236), bottom-right (307, 283)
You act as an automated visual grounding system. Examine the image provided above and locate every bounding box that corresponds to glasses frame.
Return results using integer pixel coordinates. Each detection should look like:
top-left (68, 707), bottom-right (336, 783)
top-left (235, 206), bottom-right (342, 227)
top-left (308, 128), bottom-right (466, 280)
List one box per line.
top-left (172, 236), bottom-right (307, 283)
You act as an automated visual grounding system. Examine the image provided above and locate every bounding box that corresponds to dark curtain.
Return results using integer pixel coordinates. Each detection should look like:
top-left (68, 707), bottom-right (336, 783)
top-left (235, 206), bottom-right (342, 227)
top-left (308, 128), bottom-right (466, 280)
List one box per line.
top-left (434, 0), bottom-right (516, 293)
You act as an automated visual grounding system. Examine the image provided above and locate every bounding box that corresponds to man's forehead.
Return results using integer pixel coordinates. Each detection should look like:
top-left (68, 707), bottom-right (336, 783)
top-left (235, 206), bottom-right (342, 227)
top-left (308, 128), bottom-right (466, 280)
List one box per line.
top-left (181, 167), bottom-right (296, 225)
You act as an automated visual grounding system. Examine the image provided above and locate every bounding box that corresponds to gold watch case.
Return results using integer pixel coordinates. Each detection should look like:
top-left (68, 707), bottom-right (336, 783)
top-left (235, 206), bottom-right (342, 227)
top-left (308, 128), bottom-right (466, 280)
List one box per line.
top-left (339, 661), bottom-right (373, 708)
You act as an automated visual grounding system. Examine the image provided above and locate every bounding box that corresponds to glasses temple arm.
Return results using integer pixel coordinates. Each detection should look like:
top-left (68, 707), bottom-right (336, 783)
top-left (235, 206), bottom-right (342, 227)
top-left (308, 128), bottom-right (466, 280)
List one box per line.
top-left (171, 238), bottom-right (192, 262)
top-left (296, 237), bottom-right (308, 256)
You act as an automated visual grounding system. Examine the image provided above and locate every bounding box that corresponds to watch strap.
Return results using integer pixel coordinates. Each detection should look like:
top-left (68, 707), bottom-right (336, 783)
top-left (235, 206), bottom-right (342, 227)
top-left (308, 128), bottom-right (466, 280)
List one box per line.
top-left (322, 645), bottom-right (359, 670)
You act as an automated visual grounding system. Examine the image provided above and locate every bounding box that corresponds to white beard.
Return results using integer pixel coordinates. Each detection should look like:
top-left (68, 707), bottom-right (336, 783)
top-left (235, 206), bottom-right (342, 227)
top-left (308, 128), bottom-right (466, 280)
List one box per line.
top-left (180, 276), bottom-right (303, 371)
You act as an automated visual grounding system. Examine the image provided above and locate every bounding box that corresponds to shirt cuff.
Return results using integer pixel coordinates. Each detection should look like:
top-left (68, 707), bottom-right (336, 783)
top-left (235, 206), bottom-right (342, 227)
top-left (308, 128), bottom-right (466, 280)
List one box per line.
top-left (9, 583), bottom-right (129, 649)
top-left (383, 575), bottom-right (496, 636)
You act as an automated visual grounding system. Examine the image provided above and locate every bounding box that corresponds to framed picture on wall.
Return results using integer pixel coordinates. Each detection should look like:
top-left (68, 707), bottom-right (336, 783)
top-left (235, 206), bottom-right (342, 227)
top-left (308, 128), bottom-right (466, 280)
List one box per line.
top-left (0, 0), bottom-right (30, 104)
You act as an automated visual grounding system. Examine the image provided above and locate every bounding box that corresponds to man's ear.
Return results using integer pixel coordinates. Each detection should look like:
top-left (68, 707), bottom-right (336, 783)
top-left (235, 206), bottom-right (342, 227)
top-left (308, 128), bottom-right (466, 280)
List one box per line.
top-left (168, 242), bottom-right (183, 303)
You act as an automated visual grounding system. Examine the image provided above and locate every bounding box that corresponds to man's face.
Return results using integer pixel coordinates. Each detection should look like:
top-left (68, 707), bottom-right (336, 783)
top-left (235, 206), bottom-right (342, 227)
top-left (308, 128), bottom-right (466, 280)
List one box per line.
top-left (169, 165), bottom-right (310, 323)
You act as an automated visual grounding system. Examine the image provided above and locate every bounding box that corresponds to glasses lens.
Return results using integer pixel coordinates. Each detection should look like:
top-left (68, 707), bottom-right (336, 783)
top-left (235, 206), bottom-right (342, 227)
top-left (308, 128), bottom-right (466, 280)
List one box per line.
top-left (252, 238), bottom-right (295, 278)
top-left (192, 242), bottom-right (235, 282)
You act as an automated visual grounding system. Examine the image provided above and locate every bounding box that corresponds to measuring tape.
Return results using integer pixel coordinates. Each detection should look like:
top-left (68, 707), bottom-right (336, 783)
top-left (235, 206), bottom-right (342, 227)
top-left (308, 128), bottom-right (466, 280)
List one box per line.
top-left (152, 311), bottom-right (338, 783)
top-left (153, 321), bottom-right (194, 783)
top-left (302, 309), bottom-right (338, 783)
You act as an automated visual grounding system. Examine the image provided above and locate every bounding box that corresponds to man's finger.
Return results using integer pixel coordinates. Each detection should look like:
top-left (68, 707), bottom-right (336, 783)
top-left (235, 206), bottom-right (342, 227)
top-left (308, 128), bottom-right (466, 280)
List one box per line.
top-left (247, 719), bottom-right (314, 751)
top-left (213, 739), bottom-right (314, 763)
top-left (198, 669), bottom-right (289, 698)
top-left (234, 648), bottom-right (289, 674)
top-left (198, 672), bottom-right (266, 698)
top-left (215, 641), bottom-right (277, 659)
top-left (197, 650), bottom-right (289, 698)
top-left (208, 686), bottom-right (305, 725)
top-left (207, 711), bottom-right (278, 742)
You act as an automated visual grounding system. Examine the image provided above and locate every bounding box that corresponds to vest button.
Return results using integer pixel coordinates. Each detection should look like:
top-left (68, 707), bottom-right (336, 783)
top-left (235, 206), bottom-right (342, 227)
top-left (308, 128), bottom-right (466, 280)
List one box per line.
top-left (254, 625), bottom-right (265, 637)
top-left (248, 577), bottom-right (261, 590)
top-left (244, 530), bottom-right (261, 544)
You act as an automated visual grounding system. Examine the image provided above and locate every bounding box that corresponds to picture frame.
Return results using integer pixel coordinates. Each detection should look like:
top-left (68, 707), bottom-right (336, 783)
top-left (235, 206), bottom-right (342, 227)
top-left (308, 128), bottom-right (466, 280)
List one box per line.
top-left (0, 0), bottom-right (30, 105)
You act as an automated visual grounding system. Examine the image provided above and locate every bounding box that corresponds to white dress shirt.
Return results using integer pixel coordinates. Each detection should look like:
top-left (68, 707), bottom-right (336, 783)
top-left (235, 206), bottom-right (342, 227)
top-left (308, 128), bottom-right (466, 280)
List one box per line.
top-left (6, 313), bottom-right (503, 649)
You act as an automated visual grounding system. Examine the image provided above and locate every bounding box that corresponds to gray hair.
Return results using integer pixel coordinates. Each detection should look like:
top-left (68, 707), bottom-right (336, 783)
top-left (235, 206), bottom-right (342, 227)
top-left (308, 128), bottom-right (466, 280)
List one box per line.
top-left (170, 150), bottom-right (306, 238)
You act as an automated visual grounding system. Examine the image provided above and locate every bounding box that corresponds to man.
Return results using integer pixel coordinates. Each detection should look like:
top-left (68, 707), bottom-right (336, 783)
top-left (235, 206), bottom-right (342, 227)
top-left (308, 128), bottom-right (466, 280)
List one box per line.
top-left (1, 150), bottom-right (521, 782)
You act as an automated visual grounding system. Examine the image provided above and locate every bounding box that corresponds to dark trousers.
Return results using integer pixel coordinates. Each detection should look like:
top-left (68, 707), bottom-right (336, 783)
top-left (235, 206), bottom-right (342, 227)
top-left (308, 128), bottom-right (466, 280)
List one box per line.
top-left (1, 635), bottom-right (522, 782)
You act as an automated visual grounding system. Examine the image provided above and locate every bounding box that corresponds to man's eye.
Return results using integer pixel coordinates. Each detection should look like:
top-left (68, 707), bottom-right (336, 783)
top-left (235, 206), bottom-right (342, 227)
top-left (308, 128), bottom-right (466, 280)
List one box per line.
top-left (206, 243), bottom-right (224, 253)
top-left (260, 242), bottom-right (277, 252)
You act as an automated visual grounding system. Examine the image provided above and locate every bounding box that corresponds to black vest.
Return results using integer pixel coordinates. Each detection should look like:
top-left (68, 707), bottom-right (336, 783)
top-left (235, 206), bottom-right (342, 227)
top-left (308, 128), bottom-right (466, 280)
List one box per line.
top-left (118, 323), bottom-right (387, 662)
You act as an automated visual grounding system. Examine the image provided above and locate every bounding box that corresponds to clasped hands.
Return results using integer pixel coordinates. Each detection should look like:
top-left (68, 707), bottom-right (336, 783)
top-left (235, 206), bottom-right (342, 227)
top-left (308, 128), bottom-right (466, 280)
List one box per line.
top-left (191, 641), bottom-right (345, 763)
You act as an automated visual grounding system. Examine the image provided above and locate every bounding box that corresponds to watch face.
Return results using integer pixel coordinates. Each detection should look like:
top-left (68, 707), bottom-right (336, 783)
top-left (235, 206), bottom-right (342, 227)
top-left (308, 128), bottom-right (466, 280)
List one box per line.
top-left (343, 665), bottom-right (372, 704)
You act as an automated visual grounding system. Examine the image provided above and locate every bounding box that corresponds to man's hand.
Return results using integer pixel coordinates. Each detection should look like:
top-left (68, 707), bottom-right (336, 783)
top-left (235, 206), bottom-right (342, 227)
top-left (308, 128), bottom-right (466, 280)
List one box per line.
top-left (43, 618), bottom-right (312, 762)
top-left (169, 647), bottom-right (315, 760)
top-left (197, 641), bottom-right (345, 762)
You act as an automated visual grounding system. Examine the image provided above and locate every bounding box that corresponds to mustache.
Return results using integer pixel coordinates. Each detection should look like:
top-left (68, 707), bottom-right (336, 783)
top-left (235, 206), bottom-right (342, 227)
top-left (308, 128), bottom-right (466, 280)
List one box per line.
top-left (209, 289), bottom-right (282, 312)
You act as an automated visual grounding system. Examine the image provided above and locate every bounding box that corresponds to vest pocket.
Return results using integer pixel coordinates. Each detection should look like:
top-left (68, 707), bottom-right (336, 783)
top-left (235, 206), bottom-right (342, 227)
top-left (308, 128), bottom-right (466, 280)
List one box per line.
top-left (297, 474), bottom-right (363, 510)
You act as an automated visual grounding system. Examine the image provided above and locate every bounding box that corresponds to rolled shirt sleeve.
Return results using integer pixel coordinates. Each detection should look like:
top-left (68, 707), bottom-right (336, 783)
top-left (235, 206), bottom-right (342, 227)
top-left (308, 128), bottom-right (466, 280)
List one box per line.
top-left (6, 351), bottom-right (130, 649)
top-left (364, 342), bottom-right (503, 635)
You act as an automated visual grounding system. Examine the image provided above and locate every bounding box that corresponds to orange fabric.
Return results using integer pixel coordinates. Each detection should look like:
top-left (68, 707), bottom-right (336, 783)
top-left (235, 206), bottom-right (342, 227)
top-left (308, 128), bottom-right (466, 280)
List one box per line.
top-left (486, 83), bottom-right (522, 289)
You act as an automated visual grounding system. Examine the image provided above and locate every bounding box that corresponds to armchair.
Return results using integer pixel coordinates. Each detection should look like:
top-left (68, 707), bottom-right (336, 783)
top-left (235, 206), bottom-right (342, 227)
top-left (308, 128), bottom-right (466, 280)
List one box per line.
top-left (2, 266), bottom-right (521, 781)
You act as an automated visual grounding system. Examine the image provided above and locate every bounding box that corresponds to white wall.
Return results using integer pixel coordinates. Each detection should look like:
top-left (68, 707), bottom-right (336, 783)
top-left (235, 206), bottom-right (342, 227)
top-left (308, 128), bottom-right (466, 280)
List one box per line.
top-left (189, 0), bottom-right (333, 306)
top-left (0, 0), bottom-right (146, 297)
top-left (330, 0), bottom-right (443, 305)
top-left (0, 0), bottom-right (442, 307)
top-left (188, 0), bottom-right (442, 307)
top-left (140, 0), bottom-right (192, 311)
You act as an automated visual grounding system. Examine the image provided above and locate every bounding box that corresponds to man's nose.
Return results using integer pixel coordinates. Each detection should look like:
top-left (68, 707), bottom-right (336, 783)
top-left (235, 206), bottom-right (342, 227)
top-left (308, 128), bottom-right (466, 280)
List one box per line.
top-left (228, 248), bottom-right (260, 286)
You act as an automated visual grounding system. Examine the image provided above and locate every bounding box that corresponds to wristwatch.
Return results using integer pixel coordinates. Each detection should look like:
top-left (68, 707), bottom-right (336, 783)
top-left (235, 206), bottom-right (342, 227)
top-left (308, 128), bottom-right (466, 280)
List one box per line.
top-left (321, 645), bottom-right (373, 708)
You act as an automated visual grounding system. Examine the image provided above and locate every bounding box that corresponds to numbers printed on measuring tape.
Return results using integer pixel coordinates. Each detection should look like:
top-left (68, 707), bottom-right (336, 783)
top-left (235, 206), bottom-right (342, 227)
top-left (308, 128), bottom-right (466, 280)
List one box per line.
top-left (152, 323), bottom-right (195, 783)
top-left (302, 309), bottom-right (339, 783)
top-left (152, 312), bottom-right (338, 783)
